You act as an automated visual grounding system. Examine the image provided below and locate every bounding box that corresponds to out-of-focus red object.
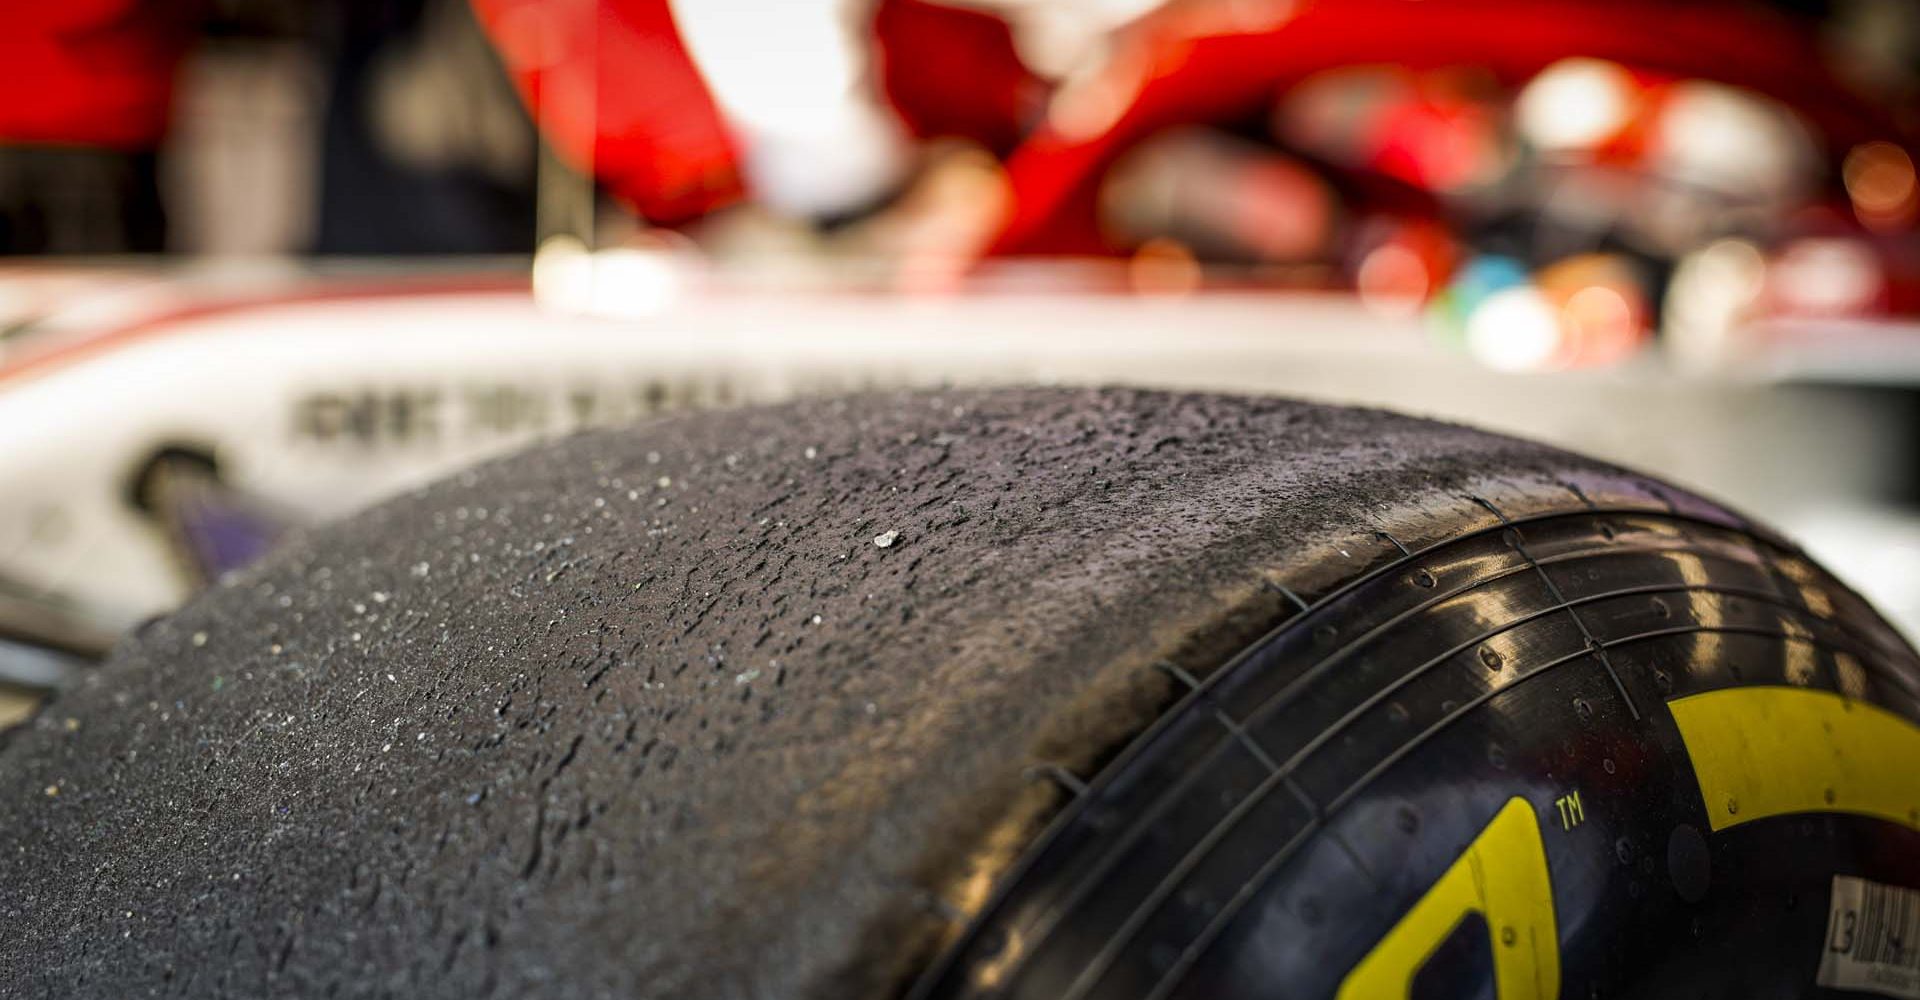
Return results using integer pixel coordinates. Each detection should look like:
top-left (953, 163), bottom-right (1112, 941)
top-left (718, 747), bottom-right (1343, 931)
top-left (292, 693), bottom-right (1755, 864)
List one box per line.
top-left (992, 0), bottom-right (1911, 256)
top-left (0, 1), bottom-right (193, 149)
top-left (873, 0), bottom-right (1043, 156)
top-left (1365, 85), bottom-right (1502, 192)
top-left (474, 0), bottom-right (1043, 222)
top-left (470, 0), bottom-right (744, 224)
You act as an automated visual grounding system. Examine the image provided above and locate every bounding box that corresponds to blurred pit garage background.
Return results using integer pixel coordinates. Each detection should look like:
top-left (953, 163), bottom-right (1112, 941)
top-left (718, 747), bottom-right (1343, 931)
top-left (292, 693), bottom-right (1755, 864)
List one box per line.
top-left (2, 0), bottom-right (1919, 726)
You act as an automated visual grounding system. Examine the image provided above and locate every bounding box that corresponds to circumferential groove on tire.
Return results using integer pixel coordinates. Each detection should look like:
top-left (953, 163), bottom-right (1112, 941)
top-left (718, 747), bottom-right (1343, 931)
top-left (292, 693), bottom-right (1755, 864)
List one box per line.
top-left (909, 499), bottom-right (1920, 1000)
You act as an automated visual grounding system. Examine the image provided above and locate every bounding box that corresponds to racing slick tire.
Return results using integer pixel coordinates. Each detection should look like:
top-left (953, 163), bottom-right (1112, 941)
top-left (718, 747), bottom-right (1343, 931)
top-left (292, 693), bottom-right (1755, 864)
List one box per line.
top-left (2, 387), bottom-right (1916, 999)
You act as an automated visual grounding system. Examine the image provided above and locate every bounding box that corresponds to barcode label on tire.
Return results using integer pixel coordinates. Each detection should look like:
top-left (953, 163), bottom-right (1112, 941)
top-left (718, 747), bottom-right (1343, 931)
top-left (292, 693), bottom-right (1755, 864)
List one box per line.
top-left (1820, 875), bottom-right (1920, 999)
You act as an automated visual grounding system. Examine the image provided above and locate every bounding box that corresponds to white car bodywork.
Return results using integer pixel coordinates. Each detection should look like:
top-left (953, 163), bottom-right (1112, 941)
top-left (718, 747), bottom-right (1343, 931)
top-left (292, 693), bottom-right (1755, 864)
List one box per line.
top-left (1, 262), bottom-right (1911, 639)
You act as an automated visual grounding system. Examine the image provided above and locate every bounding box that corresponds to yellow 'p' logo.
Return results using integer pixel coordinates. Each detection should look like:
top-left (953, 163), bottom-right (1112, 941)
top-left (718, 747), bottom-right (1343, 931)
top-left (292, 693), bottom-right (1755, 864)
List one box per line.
top-left (1337, 797), bottom-right (1559, 1000)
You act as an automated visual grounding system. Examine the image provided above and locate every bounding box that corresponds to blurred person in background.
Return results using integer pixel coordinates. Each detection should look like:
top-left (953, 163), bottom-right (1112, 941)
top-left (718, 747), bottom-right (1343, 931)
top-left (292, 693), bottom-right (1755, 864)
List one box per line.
top-left (0, 2), bottom-right (195, 254)
top-left (314, 0), bottom-right (538, 253)
top-left (0, 0), bottom-right (539, 256)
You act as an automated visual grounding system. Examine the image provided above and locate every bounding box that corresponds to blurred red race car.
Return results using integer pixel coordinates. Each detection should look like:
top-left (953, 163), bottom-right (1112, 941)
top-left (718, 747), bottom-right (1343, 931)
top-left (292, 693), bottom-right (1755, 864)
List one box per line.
top-left (468, 0), bottom-right (1920, 370)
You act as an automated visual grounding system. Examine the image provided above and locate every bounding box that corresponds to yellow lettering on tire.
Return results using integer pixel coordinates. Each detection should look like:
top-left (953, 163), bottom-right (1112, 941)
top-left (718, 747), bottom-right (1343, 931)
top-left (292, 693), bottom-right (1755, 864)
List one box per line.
top-left (1670, 686), bottom-right (1920, 833)
top-left (1337, 797), bottom-right (1560, 1000)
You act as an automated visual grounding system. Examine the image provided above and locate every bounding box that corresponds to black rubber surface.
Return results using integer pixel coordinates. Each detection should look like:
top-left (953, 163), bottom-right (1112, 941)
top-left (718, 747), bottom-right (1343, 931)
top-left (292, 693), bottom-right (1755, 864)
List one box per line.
top-left (1, 388), bottom-right (1914, 999)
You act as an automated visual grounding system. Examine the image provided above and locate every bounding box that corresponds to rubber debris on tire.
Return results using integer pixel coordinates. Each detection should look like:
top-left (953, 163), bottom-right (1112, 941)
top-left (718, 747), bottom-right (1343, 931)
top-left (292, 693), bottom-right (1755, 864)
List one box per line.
top-left (0, 388), bottom-right (1914, 1000)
